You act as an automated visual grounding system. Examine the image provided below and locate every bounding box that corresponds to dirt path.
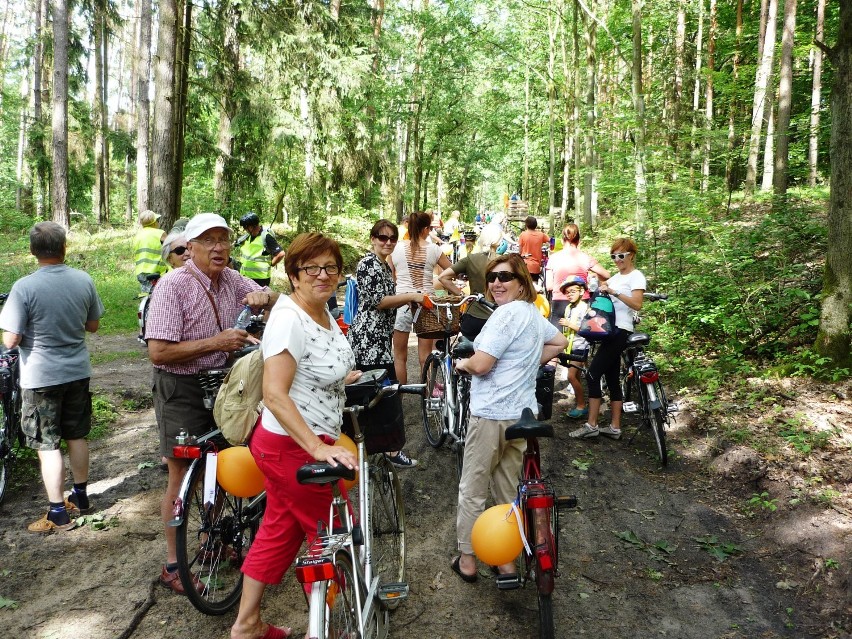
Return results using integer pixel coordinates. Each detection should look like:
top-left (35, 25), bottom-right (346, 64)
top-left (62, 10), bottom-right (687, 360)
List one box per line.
top-left (0, 333), bottom-right (848, 639)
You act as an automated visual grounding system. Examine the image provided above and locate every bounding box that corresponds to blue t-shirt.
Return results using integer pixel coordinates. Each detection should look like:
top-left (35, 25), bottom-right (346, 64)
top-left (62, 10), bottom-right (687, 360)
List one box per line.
top-left (0, 264), bottom-right (104, 388)
top-left (470, 300), bottom-right (559, 420)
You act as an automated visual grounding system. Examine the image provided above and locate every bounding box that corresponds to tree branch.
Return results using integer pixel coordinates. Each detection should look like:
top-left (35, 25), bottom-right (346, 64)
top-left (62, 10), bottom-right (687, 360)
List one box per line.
top-left (574, 0), bottom-right (631, 67)
top-left (814, 39), bottom-right (836, 66)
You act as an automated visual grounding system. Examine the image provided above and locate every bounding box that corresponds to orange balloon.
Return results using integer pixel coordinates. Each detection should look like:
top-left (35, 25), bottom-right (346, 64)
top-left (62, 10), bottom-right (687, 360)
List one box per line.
top-left (216, 446), bottom-right (265, 498)
top-left (335, 433), bottom-right (359, 491)
top-left (534, 293), bottom-right (550, 319)
top-left (471, 504), bottom-right (525, 566)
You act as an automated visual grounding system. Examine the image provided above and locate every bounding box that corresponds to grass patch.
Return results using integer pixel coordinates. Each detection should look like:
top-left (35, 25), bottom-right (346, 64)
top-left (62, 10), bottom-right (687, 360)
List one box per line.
top-left (90, 395), bottom-right (120, 439)
top-left (90, 350), bottom-right (148, 366)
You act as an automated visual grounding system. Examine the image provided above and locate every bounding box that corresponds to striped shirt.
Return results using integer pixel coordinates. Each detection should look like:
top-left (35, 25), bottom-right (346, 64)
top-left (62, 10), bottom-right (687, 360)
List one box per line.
top-left (144, 261), bottom-right (262, 374)
top-left (390, 240), bottom-right (442, 295)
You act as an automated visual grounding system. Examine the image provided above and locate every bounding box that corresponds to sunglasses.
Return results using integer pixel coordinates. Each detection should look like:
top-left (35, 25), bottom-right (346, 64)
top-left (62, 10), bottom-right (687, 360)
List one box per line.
top-left (486, 271), bottom-right (520, 283)
top-left (374, 234), bottom-right (399, 243)
top-left (170, 246), bottom-right (188, 256)
top-left (611, 252), bottom-right (632, 261)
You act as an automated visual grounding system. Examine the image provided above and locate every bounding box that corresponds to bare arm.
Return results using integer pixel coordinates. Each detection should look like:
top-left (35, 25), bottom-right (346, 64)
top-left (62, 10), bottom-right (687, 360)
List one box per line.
top-left (147, 329), bottom-right (252, 366)
top-left (270, 251), bottom-right (285, 267)
top-left (2, 331), bottom-right (21, 349)
top-left (435, 255), bottom-right (463, 295)
top-left (541, 332), bottom-right (568, 364)
top-left (437, 266), bottom-right (458, 292)
top-left (455, 350), bottom-right (498, 376)
top-left (262, 350), bottom-right (357, 469)
top-left (85, 320), bottom-right (100, 333)
top-left (591, 263), bottom-right (611, 280)
top-left (376, 292), bottom-right (423, 310)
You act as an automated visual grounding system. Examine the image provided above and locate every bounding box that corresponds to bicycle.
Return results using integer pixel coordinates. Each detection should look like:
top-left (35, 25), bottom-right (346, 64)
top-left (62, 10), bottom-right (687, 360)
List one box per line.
top-left (294, 370), bottom-right (424, 639)
top-left (0, 293), bottom-right (23, 505)
top-left (419, 294), bottom-right (491, 479)
top-left (505, 407), bottom-right (577, 639)
top-left (137, 274), bottom-right (160, 345)
top-left (619, 293), bottom-right (677, 466)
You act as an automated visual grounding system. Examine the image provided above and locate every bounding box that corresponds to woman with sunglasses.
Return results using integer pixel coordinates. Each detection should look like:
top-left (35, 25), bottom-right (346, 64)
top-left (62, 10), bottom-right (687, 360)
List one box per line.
top-left (347, 220), bottom-right (425, 467)
top-left (452, 254), bottom-right (567, 586)
top-left (569, 238), bottom-right (646, 441)
top-left (390, 211), bottom-right (462, 384)
top-left (160, 230), bottom-right (190, 269)
top-left (545, 223), bottom-right (610, 330)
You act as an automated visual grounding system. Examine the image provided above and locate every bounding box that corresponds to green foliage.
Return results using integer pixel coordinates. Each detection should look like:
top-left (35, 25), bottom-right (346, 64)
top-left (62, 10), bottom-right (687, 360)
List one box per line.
top-left (90, 395), bottom-right (119, 439)
top-left (778, 419), bottom-right (833, 454)
top-left (745, 492), bottom-right (778, 514)
top-left (693, 536), bottom-right (742, 563)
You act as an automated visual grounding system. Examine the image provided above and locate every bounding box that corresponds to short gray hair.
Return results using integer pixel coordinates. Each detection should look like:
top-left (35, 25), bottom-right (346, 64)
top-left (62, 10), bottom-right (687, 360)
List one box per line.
top-left (30, 222), bottom-right (66, 259)
top-left (161, 230), bottom-right (186, 264)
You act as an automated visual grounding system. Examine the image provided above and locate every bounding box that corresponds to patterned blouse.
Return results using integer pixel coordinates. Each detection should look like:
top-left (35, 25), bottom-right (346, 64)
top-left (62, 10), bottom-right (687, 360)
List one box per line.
top-left (347, 252), bottom-right (397, 366)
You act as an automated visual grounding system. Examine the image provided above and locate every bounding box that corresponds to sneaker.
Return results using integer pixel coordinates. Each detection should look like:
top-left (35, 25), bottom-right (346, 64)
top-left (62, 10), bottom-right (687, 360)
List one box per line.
top-left (567, 407), bottom-right (589, 419)
top-left (386, 451), bottom-right (418, 469)
top-left (598, 425), bottom-right (622, 439)
top-left (569, 423), bottom-right (599, 439)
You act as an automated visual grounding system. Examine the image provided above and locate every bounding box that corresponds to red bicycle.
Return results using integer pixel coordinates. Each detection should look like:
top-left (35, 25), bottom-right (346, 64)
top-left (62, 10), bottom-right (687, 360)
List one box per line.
top-left (505, 407), bottom-right (576, 639)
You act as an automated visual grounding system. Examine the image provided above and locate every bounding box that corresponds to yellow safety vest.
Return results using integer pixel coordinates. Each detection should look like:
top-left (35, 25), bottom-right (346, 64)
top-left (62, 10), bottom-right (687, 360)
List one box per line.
top-left (133, 226), bottom-right (167, 276)
top-left (239, 230), bottom-right (272, 280)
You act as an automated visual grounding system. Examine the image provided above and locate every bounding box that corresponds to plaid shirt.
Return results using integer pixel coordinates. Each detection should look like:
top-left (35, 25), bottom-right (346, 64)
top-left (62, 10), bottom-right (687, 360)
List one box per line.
top-left (145, 261), bottom-right (262, 374)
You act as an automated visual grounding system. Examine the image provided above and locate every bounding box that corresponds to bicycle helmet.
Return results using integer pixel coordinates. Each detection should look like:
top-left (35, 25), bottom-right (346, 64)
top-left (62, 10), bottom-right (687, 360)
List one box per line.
top-left (559, 275), bottom-right (587, 294)
top-left (239, 212), bottom-right (260, 228)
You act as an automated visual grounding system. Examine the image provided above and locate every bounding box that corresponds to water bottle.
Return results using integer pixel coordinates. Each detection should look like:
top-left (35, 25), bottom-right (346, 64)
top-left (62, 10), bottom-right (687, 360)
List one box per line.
top-left (234, 305), bottom-right (252, 330)
top-left (587, 274), bottom-right (599, 293)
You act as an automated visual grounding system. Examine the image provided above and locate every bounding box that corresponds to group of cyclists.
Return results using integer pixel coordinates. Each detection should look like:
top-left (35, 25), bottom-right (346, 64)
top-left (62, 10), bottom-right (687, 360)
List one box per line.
top-left (128, 206), bottom-right (646, 639)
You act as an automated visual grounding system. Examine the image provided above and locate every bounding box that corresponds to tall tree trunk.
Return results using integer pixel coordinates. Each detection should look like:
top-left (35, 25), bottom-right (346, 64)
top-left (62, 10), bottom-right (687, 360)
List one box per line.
top-left (523, 60), bottom-right (530, 200)
top-left (702, 0), bottom-right (716, 192)
top-left (631, 0), bottom-right (647, 229)
top-left (573, 1), bottom-right (582, 221)
top-left (92, 0), bottom-right (109, 223)
top-left (412, 101), bottom-right (424, 213)
top-left (761, 94), bottom-right (775, 191)
top-left (172, 0), bottom-right (192, 220)
top-left (808, 0), bottom-right (825, 187)
top-left (136, 0), bottom-right (152, 214)
top-left (559, 0), bottom-right (573, 220)
top-left (726, 0), bottom-right (743, 190)
top-left (151, 0), bottom-right (179, 226)
top-left (815, 3), bottom-right (852, 367)
top-left (213, 0), bottom-right (240, 214)
top-left (51, 0), bottom-right (69, 227)
top-left (671, 0), bottom-right (686, 181)
top-left (32, 0), bottom-right (48, 218)
top-left (773, 0), bottom-right (796, 196)
top-left (547, 3), bottom-right (558, 232)
top-left (582, 7), bottom-right (597, 230)
top-left (745, 0), bottom-right (778, 195)
top-left (16, 66), bottom-right (31, 213)
top-left (690, 0), bottom-right (704, 185)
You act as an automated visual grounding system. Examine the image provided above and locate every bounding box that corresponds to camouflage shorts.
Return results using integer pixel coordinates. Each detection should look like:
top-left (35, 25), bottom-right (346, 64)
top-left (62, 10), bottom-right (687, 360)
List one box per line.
top-left (21, 378), bottom-right (92, 451)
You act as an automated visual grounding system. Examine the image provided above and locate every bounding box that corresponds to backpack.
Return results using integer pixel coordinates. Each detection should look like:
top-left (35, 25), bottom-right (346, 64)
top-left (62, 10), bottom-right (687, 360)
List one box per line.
top-left (577, 293), bottom-right (616, 342)
top-left (343, 276), bottom-right (359, 325)
top-left (213, 348), bottom-right (265, 445)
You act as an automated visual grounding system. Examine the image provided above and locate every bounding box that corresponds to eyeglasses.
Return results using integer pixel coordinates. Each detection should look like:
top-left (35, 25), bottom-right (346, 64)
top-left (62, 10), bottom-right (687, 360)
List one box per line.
top-left (611, 252), bottom-right (632, 261)
top-left (192, 237), bottom-right (231, 249)
top-left (170, 246), bottom-right (188, 256)
top-left (485, 271), bottom-right (520, 283)
top-left (298, 264), bottom-right (341, 277)
top-left (374, 234), bottom-right (399, 243)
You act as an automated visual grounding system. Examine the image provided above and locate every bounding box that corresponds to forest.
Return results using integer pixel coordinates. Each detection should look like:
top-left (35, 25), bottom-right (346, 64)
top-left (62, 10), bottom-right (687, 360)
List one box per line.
top-left (0, 0), bottom-right (849, 374)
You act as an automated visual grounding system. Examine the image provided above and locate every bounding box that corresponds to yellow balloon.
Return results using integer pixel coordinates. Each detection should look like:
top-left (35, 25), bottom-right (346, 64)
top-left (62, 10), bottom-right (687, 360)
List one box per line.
top-left (335, 433), bottom-right (359, 491)
top-left (216, 446), bottom-right (265, 498)
top-left (534, 293), bottom-right (550, 318)
top-left (471, 504), bottom-right (525, 566)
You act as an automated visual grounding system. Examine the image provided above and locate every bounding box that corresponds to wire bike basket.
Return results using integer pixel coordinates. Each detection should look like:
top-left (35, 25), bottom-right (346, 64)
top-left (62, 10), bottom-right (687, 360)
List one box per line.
top-left (413, 294), bottom-right (464, 339)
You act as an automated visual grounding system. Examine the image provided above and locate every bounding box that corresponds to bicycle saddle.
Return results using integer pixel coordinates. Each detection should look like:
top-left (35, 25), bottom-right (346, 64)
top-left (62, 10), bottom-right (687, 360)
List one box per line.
top-left (626, 332), bottom-right (651, 347)
top-left (505, 407), bottom-right (554, 441)
top-left (296, 462), bottom-right (356, 485)
top-left (452, 337), bottom-right (475, 359)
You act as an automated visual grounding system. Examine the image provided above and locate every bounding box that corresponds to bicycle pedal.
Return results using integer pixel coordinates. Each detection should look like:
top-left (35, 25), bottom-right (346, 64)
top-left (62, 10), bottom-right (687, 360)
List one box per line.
top-left (378, 582), bottom-right (409, 603)
top-left (556, 495), bottom-right (577, 510)
top-left (622, 402), bottom-right (638, 413)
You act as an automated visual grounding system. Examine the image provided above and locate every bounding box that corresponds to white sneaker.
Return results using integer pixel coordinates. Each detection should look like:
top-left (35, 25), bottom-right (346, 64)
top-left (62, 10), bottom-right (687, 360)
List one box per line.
top-left (569, 423), bottom-right (599, 439)
top-left (598, 425), bottom-right (622, 439)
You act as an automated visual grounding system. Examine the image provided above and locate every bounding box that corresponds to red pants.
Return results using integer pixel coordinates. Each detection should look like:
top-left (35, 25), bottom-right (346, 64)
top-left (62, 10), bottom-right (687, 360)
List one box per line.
top-left (241, 425), bottom-right (336, 585)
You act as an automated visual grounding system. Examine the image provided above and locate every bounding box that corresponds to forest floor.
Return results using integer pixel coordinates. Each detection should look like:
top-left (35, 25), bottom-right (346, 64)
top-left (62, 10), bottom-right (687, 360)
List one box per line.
top-left (0, 331), bottom-right (850, 639)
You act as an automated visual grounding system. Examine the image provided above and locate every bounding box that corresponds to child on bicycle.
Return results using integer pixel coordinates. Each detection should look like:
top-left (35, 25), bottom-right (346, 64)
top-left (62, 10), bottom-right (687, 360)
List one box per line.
top-left (558, 276), bottom-right (589, 419)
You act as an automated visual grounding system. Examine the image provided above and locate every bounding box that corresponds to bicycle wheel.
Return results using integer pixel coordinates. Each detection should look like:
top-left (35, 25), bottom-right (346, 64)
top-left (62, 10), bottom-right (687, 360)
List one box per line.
top-left (528, 507), bottom-right (556, 639)
top-left (0, 401), bottom-right (11, 504)
top-left (421, 353), bottom-right (447, 448)
top-left (369, 454), bottom-right (405, 594)
top-left (453, 377), bottom-right (470, 482)
top-left (175, 460), bottom-right (262, 615)
top-left (318, 552), bottom-right (360, 639)
top-left (538, 593), bottom-right (555, 639)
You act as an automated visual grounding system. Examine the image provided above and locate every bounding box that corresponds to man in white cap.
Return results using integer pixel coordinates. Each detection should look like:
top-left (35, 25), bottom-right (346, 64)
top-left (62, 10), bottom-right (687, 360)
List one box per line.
top-left (143, 212), bottom-right (280, 595)
top-left (132, 210), bottom-right (167, 288)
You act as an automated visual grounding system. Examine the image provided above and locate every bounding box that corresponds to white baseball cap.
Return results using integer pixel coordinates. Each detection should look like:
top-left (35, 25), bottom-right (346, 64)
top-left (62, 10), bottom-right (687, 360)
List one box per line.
top-left (184, 213), bottom-right (231, 241)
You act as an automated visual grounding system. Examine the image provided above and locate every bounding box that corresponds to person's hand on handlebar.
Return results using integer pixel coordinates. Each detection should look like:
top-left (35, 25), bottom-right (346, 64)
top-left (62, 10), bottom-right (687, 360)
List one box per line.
top-left (344, 370), bottom-right (363, 384)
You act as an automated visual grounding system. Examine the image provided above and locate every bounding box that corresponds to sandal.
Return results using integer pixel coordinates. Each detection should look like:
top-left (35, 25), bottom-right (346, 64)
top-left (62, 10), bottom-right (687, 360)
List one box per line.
top-left (28, 514), bottom-right (75, 533)
top-left (451, 556), bottom-right (478, 583)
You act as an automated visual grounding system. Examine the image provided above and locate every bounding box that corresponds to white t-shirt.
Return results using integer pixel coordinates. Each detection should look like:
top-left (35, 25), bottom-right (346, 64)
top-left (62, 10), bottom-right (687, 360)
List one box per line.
top-left (391, 240), bottom-right (443, 294)
top-left (471, 300), bottom-right (559, 421)
top-left (260, 296), bottom-right (355, 438)
top-left (607, 269), bottom-right (647, 331)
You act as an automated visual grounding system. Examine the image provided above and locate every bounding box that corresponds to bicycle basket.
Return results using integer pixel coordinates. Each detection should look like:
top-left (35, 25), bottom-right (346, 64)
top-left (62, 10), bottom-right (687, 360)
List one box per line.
top-left (413, 295), bottom-right (463, 339)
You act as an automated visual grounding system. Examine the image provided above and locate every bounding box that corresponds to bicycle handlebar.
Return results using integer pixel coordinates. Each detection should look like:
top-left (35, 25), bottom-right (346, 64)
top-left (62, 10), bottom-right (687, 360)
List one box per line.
top-left (643, 292), bottom-right (668, 302)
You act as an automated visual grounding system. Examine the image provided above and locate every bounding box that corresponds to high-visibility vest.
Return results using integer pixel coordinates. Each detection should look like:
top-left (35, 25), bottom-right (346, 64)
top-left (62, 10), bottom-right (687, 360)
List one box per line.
top-left (133, 226), bottom-right (167, 276)
top-left (239, 229), bottom-right (272, 280)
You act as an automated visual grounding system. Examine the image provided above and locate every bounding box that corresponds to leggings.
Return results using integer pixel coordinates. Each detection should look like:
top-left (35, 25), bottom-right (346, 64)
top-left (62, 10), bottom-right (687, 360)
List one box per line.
top-left (586, 329), bottom-right (631, 401)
